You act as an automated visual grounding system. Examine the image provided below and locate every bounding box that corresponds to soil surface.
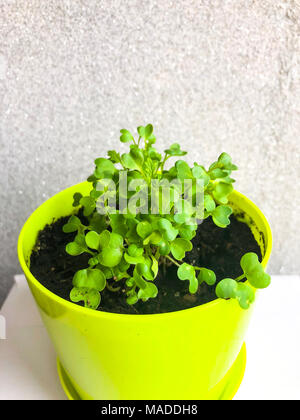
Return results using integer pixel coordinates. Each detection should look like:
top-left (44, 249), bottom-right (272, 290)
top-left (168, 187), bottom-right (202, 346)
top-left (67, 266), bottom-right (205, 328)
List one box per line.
top-left (30, 214), bottom-right (261, 314)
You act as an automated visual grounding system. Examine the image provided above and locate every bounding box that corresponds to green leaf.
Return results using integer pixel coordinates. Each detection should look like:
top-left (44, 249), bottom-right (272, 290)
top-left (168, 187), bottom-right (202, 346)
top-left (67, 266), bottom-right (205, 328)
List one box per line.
top-left (240, 253), bottom-right (271, 289)
top-left (121, 147), bottom-right (145, 170)
top-left (212, 182), bottom-right (234, 204)
top-left (175, 160), bottom-right (193, 180)
top-left (73, 268), bottom-right (106, 291)
top-left (62, 215), bottom-right (81, 233)
top-left (137, 281), bottom-right (158, 301)
top-left (170, 238), bottom-right (192, 260)
top-left (85, 231), bottom-right (100, 250)
top-left (113, 267), bottom-right (130, 282)
top-left (136, 221), bottom-right (153, 239)
top-left (133, 271), bottom-right (147, 289)
top-left (192, 164), bottom-right (210, 186)
top-left (110, 214), bottom-right (128, 236)
top-left (147, 147), bottom-right (160, 160)
top-left (101, 266), bottom-right (114, 279)
top-left (70, 287), bottom-right (101, 310)
top-left (209, 153), bottom-right (238, 172)
top-left (94, 158), bottom-right (116, 178)
top-left (204, 194), bottom-right (216, 212)
top-left (219, 175), bottom-right (235, 184)
top-left (144, 124), bottom-right (153, 140)
top-left (126, 277), bottom-right (135, 288)
top-left (65, 241), bottom-right (85, 256)
top-left (164, 143), bottom-right (187, 157)
top-left (120, 129), bottom-right (134, 143)
top-left (89, 212), bottom-right (107, 233)
top-left (151, 256), bottom-right (159, 278)
top-left (99, 247), bottom-right (123, 268)
top-left (216, 278), bottom-right (256, 310)
top-left (174, 199), bottom-right (195, 224)
top-left (74, 233), bottom-right (86, 248)
top-left (178, 223), bottom-right (197, 240)
top-left (143, 231), bottom-right (162, 246)
top-left (209, 168), bottom-right (228, 180)
top-left (128, 244), bottom-right (144, 258)
top-left (129, 146), bottom-right (144, 168)
top-left (127, 294), bottom-right (139, 305)
top-left (98, 230), bottom-right (111, 249)
top-left (158, 218), bottom-right (178, 242)
top-left (137, 126), bottom-right (145, 138)
top-left (136, 261), bottom-right (154, 281)
top-left (198, 268), bottom-right (216, 286)
top-left (216, 278), bottom-right (238, 299)
top-left (87, 174), bottom-right (98, 183)
top-left (217, 152), bottom-right (238, 171)
top-left (80, 196), bottom-right (96, 217)
top-left (240, 252), bottom-right (260, 274)
top-left (147, 134), bottom-right (156, 146)
top-left (124, 252), bottom-right (145, 265)
top-left (88, 256), bottom-right (99, 267)
top-left (90, 189), bottom-right (102, 200)
top-left (96, 231), bottom-right (123, 267)
top-left (235, 283), bottom-right (255, 309)
top-left (177, 263), bottom-right (198, 294)
top-left (109, 232), bottom-right (123, 249)
top-left (158, 239), bottom-right (171, 256)
top-left (121, 153), bottom-right (139, 170)
top-left (107, 150), bottom-right (121, 163)
top-left (72, 193), bottom-right (83, 207)
top-left (212, 205), bottom-right (232, 228)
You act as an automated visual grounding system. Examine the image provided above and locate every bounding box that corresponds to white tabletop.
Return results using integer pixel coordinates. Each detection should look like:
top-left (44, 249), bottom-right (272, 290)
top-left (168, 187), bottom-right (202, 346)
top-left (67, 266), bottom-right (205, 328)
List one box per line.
top-left (0, 274), bottom-right (299, 400)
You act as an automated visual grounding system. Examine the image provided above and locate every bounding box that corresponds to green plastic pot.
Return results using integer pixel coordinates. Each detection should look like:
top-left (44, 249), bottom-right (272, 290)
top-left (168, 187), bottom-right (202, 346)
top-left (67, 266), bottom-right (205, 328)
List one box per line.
top-left (18, 182), bottom-right (272, 400)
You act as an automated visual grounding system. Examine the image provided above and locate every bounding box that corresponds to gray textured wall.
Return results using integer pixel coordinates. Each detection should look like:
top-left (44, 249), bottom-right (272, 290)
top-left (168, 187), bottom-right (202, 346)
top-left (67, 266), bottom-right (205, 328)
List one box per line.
top-left (1, 0), bottom-right (300, 305)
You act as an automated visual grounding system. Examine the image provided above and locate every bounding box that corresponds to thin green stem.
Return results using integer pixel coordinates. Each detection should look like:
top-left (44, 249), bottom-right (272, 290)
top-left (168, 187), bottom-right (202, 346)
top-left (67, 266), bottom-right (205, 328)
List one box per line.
top-left (165, 255), bottom-right (181, 267)
top-left (234, 274), bottom-right (246, 282)
top-left (159, 153), bottom-right (169, 174)
top-left (107, 282), bottom-right (121, 292)
top-left (166, 255), bottom-right (206, 273)
top-left (193, 266), bottom-right (205, 271)
top-left (85, 248), bottom-right (96, 256)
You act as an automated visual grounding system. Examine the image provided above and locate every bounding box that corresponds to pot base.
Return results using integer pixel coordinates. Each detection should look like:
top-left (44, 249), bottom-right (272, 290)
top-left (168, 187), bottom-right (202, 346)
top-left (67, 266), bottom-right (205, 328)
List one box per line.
top-left (57, 343), bottom-right (246, 400)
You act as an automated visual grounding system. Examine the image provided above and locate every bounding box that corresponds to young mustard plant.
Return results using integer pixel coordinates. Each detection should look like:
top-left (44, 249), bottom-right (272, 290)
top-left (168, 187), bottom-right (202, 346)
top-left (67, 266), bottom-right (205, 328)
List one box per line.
top-left (63, 124), bottom-right (270, 310)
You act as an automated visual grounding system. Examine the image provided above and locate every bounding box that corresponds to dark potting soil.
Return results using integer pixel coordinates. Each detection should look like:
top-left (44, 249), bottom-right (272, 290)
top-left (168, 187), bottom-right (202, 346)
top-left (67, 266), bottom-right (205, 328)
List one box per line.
top-left (30, 214), bottom-right (262, 314)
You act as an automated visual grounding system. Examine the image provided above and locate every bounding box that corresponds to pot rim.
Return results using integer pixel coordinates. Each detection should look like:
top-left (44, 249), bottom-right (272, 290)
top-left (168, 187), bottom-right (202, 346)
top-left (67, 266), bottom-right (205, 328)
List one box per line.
top-left (18, 182), bottom-right (272, 320)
